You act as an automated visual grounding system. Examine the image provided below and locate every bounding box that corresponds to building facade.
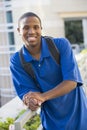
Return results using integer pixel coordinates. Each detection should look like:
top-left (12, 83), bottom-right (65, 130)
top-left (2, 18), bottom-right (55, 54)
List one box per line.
top-left (0, 0), bottom-right (87, 106)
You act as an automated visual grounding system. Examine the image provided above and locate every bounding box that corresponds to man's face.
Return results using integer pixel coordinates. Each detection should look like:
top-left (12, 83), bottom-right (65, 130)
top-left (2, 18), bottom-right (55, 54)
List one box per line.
top-left (17, 16), bottom-right (42, 48)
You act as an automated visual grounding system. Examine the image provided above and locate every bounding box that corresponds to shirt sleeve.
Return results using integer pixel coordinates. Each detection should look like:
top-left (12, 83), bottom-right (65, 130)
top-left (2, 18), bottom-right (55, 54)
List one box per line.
top-left (10, 52), bottom-right (40, 100)
top-left (56, 38), bottom-right (83, 87)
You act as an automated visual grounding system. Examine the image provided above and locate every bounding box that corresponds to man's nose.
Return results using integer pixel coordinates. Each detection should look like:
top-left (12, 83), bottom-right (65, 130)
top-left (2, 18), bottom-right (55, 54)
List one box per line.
top-left (28, 28), bottom-right (35, 34)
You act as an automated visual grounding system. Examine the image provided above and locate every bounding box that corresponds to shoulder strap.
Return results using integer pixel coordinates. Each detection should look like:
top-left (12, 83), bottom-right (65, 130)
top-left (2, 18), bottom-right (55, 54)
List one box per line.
top-left (19, 48), bottom-right (35, 79)
top-left (19, 48), bottom-right (42, 91)
top-left (44, 36), bottom-right (60, 65)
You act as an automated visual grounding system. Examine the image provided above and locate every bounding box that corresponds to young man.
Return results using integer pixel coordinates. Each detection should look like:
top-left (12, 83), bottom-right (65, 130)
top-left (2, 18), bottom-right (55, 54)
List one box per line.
top-left (10, 12), bottom-right (87, 130)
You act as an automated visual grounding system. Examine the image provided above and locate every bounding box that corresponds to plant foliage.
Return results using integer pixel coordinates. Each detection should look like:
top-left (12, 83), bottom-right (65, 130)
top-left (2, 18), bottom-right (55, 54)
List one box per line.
top-left (0, 110), bottom-right (41, 130)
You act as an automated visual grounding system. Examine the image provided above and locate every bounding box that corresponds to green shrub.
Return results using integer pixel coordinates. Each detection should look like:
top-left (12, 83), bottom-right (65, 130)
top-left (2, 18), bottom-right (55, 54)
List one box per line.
top-left (24, 114), bottom-right (41, 130)
top-left (0, 110), bottom-right (41, 130)
top-left (0, 117), bottom-right (14, 130)
top-left (81, 49), bottom-right (87, 54)
top-left (15, 109), bottom-right (26, 120)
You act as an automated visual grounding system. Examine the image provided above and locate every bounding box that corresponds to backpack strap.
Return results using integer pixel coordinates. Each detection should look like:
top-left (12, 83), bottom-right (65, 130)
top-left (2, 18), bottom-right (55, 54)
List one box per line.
top-left (44, 36), bottom-right (60, 65)
top-left (19, 48), bottom-right (42, 91)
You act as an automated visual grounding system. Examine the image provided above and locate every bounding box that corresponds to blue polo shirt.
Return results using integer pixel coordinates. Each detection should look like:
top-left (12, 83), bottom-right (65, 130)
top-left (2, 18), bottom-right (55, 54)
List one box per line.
top-left (10, 37), bottom-right (87, 130)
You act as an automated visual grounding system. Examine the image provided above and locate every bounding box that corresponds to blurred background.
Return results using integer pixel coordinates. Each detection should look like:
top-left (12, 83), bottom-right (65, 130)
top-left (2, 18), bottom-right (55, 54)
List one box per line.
top-left (0, 0), bottom-right (87, 107)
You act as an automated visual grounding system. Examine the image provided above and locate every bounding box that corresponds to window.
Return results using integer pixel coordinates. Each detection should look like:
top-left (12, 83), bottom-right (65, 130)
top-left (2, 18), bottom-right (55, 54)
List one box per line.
top-left (6, 11), bottom-right (13, 23)
top-left (6, 10), bottom-right (15, 46)
top-left (64, 20), bottom-right (83, 44)
top-left (8, 32), bottom-right (15, 45)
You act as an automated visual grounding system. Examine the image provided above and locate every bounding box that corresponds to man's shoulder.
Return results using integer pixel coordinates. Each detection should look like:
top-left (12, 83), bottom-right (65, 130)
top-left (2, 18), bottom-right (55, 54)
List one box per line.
top-left (53, 37), bottom-right (69, 43)
top-left (43, 36), bottom-right (68, 46)
top-left (53, 37), bottom-right (71, 48)
top-left (10, 51), bottom-right (20, 65)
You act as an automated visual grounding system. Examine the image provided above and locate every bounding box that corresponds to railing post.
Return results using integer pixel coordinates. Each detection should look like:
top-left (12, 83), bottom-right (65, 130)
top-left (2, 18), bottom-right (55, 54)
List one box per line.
top-left (14, 109), bottom-right (36, 130)
top-left (9, 124), bottom-right (15, 130)
top-left (14, 122), bottom-right (22, 130)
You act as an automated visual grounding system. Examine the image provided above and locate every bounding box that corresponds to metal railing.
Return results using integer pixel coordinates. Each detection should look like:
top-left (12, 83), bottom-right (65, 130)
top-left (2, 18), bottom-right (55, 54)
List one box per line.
top-left (0, 96), bottom-right (42, 130)
top-left (14, 109), bottom-right (42, 130)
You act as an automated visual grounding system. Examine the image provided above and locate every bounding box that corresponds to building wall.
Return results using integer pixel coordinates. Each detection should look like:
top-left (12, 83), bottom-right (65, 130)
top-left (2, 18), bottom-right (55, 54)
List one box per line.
top-left (11, 0), bottom-right (87, 45)
top-left (0, 0), bottom-right (16, 106)
top-left (0, 0), bottom-right (87, 106)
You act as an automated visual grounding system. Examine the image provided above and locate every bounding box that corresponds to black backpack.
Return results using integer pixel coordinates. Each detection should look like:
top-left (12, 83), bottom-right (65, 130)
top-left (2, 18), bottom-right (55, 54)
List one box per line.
top-left (19, 36), bottom-right (60, 91)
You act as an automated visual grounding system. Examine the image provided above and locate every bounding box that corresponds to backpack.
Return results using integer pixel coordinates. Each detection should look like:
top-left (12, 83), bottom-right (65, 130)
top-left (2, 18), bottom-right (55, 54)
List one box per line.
top-left (19, 36), bottom-right (60, 91)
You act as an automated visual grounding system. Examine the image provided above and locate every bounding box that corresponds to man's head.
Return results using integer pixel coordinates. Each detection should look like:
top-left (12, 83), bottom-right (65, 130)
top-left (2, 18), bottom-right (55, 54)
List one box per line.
top-left (17, 12), bottom-right (42, 49)
top-left (18, 12), bottom-right (42, 28)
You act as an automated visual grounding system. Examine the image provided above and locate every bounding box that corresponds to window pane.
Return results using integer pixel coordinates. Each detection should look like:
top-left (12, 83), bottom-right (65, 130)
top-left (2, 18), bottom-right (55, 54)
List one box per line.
top-left (65, 20), bottom-right (83, 44)
top-left (8, 32), bottom-right (15, 45)
top-left (6, 11), bottom-right (13, 23)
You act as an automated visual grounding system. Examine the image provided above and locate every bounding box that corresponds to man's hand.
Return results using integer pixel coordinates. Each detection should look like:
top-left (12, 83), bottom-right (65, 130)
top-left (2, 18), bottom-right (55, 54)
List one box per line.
top-left (23, 92), bottom-right (45, 111)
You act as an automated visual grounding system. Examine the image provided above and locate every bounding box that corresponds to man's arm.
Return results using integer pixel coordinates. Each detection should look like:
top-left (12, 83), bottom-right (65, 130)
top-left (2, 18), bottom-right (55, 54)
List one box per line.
top-left (23, 80), bottom-right (77, 110)
top-left (41, 80), bottom-right (77, 101)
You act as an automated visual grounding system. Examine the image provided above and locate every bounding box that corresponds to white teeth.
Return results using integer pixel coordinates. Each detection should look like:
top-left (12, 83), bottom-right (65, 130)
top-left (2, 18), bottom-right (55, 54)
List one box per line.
top-left (28, 37), bottom-right (36, 41)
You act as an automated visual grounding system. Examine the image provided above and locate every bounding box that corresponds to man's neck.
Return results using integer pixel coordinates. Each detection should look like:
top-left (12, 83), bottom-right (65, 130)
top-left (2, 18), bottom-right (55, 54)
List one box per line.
top-left (26, 44), bottom-right (41, 60)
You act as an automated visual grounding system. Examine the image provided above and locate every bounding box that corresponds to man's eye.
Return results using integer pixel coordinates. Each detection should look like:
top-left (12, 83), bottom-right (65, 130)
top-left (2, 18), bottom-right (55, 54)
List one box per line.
top-left (34, 26), bottom-right (39, 30)
top-left (23, 26), bottom-right (29, 30)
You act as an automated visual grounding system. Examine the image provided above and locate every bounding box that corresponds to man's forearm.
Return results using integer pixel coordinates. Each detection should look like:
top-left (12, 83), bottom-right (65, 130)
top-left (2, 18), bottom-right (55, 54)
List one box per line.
top-left (22, 80), bottom-right (77, 108)
top-left (42, 80), bottom-right (77, 101)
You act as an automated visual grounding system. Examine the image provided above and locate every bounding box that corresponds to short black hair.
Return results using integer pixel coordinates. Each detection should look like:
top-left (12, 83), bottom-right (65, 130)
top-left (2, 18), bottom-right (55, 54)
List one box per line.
top-left (18, 12), bottom-right (42, 26)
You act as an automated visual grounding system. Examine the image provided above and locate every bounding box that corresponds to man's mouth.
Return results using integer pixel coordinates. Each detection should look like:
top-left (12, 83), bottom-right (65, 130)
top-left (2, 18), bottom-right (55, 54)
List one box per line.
top-left (28, 37), bottom-right (36, 42)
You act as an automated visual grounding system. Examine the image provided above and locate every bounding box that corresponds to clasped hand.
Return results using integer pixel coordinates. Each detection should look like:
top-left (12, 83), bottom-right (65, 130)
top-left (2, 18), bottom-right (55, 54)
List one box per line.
top-left (23, 91), bottom-right (45, 111)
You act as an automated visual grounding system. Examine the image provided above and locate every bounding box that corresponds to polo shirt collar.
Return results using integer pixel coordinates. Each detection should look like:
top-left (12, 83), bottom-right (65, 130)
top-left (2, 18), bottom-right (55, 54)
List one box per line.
top-left (22, 36), bottom-right (50, 62)
top-left (22, 46), bottom-right (33, 62)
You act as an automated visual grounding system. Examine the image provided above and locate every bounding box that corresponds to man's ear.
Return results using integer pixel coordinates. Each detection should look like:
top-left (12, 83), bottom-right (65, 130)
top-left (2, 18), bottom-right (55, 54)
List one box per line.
top-left (17, 28), bottom-right (20, 33)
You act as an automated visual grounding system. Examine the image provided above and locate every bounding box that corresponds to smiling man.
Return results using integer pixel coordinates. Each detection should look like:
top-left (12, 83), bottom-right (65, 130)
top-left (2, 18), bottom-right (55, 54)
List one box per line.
top-left (10, 12), bottom-right (87, 130)
top-left (17, 13), bottom-right (42, 60)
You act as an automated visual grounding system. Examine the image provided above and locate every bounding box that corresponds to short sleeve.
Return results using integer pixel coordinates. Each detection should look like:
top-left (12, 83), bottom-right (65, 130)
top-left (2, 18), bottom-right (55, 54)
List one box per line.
top-left (57, 38), bottom-right (83, 87)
